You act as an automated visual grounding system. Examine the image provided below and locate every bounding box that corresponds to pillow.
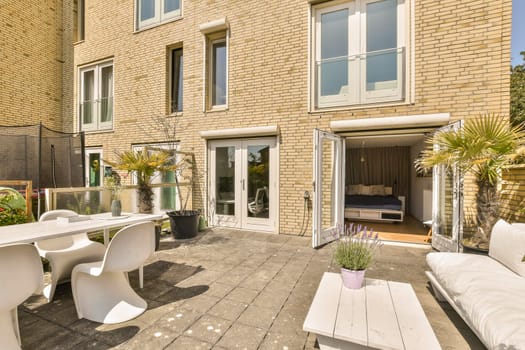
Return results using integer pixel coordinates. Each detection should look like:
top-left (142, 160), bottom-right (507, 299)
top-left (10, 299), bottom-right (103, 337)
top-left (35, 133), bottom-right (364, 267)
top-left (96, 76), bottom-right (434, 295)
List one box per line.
top-left (360, 185), bottom-right (371, 195)
top-left (489, 219), bottom-right (525, 277)
top-left (369, 185), bottom-right (385, 196)
top-left (347, 185), bottom-right (360, 195)
top-left (384, 187), bottom-right (393, 195)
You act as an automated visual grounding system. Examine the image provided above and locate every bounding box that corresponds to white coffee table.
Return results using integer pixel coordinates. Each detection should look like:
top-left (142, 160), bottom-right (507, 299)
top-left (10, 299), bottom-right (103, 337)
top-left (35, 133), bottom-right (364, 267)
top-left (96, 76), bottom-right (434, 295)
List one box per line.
top-left (303, 272), bottom-right (441, 350)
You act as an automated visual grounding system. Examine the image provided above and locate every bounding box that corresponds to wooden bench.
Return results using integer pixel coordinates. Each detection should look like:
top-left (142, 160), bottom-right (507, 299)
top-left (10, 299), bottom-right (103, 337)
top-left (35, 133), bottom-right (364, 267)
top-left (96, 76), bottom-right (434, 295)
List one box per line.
top-left (303, 272), bottom-right (441, 350)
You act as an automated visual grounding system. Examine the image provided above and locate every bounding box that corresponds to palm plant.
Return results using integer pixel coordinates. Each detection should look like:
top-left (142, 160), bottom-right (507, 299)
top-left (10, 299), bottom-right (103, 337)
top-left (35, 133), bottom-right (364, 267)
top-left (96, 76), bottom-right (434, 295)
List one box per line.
top-left (416, 114), bottom-right (525, 246)
top-left (106, 149), bottom-right (175, 213)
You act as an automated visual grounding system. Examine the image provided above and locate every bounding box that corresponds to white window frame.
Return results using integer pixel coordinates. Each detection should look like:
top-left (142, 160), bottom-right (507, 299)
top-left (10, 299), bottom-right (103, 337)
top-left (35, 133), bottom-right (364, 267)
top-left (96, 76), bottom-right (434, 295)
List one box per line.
top-left (136, 0), bottom-right (182, 30)
top-left (312, 0), bottom-right (406, 109)
top-left (85, 148), bottom-right (104, 187)
top-left (208, 35), bottom-right (228, 110)
top-left (79, 60), bottom-right (114, 132)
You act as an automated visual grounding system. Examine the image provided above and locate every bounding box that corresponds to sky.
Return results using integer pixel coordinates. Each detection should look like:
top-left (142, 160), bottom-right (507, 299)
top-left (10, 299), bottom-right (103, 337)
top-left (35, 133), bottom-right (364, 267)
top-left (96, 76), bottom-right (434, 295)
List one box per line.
top-left (512, 0), bottom-right (525, 66)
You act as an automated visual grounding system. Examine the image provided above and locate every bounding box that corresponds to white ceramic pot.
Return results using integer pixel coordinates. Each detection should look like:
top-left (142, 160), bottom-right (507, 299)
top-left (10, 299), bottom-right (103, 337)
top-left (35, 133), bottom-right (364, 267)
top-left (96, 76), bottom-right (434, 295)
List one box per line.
top-left (340, 267), bottom-right (366, 289)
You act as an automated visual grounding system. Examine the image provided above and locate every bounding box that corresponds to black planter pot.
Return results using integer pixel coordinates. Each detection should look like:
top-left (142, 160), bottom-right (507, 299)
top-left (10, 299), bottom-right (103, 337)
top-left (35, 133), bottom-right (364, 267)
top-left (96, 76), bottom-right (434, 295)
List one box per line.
top-left (167, 211), bottom-right (199, 239)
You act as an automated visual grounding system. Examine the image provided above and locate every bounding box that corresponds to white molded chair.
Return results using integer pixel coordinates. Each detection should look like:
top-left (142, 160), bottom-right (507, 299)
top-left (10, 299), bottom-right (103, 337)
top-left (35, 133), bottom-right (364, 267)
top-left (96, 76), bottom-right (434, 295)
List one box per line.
top-left (248, 186), bottom-right (268, 215)
top-left (0, 244), bottom-right (43, 350)
top-left (71, 221), bottom-right (155, 324)
top-left (36, 209), bottom-right (106, 302)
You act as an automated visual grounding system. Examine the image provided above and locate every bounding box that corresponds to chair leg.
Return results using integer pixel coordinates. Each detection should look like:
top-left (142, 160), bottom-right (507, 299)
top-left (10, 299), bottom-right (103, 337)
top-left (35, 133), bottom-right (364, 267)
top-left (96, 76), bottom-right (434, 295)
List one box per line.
top-left (0, 309), bottom-right (20, 349)
top-left (42, 272), bottom-right (59, 302)
top-left (72, 270), bottom-right (147, 324)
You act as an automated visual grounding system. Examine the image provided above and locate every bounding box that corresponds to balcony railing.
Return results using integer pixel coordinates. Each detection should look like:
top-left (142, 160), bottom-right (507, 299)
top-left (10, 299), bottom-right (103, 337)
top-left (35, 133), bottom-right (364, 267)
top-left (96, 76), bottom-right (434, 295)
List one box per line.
top-left (315, 47), bottom-right (405, 108)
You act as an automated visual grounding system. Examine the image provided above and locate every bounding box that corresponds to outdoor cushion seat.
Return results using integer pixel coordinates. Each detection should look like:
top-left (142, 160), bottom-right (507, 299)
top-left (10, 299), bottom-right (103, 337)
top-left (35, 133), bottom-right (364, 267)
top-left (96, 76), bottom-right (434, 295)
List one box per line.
top-left (36, 209), bottom-right (106, 302)
top-left (71, 221), bottom-right (155, 324)
top-left (0, 244), bottom-right (43, 350)
top-left (426, 219), bottom-right (525, 349)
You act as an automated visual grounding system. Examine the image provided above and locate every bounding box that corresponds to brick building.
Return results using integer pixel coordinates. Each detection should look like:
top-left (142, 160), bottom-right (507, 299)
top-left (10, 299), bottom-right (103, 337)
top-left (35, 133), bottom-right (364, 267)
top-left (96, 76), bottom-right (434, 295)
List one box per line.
top-left (5, 0), bottom-right (510, 246)
top-left (0, 1), bottom-right (77, 131)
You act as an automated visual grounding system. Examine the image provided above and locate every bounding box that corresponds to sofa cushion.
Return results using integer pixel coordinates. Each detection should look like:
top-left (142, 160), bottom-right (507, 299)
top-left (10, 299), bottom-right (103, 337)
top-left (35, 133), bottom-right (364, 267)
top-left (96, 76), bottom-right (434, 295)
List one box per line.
top-left (427, 252), bottom-right (525, 348)
top-left (489, 219), bottom-right (525, 277)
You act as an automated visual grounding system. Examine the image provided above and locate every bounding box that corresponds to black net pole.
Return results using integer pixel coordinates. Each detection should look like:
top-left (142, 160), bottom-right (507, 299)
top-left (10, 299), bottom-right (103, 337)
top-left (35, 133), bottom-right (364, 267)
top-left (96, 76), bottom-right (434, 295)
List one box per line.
top-left (37, 122), bottom-right (42, 219)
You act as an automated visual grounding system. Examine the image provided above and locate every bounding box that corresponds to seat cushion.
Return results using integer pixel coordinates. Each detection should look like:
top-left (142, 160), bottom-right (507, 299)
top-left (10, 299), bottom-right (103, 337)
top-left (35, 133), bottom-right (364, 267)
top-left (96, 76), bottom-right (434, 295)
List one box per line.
top-left (427, 252), bottom-right (525, 348)
top-left (489, 219), bottom-right (525, 277)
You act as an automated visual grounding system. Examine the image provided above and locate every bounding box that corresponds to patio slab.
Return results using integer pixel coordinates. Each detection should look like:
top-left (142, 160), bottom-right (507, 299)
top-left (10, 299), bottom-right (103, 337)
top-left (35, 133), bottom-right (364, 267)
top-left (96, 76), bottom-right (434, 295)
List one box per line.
top-left (19, 228), bottom-right (484, 349)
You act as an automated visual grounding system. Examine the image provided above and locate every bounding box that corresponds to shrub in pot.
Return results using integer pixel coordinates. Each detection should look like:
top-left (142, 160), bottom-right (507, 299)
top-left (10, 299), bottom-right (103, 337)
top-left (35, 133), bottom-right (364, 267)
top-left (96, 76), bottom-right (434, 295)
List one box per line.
top-left (332, 223), bottom-right (382, 289)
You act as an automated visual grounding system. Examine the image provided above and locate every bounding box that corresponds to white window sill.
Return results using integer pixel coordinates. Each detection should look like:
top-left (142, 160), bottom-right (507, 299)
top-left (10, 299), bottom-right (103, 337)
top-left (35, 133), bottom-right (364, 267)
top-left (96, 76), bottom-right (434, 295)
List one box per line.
top-left (82, 128), bottom-right (114, 135)
top-left (206, 105), bottom-right (228, 113)
top-left (311, 99), bottom-right (411, 114)
top-left (134, 15), bottom-right (183, 33)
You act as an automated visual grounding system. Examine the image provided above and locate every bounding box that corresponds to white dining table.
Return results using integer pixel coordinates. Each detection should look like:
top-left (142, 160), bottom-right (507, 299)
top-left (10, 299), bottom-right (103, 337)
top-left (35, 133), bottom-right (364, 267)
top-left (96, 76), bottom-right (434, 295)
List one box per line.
top-left (0, 212), bottom-right (163, 288)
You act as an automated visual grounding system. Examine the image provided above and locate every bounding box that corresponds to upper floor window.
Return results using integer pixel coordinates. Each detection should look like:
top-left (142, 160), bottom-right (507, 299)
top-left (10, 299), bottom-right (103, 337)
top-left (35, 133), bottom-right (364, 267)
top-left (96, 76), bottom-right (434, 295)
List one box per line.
top-left (74, 0), bottom-right (85, 42)
top-left (170, 47), bottom-right (183, 113)
top-left (79, 61), bottom-right (113, 132)
top-left (312, 0), bottom-right (406, 109)
top-left (210, 38), bottom-right (227, 108)
top-left (137, 0), bottom-right (181, 30)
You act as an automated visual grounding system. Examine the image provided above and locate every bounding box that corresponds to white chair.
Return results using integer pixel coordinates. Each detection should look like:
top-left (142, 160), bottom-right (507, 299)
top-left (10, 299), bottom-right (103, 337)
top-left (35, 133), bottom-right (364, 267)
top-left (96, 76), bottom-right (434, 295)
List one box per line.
top-left (36, 209), bottom-right (106, 302)
top-left (71, 221), bottom-right (155, 324)
top-left (0, 244), bottom-right (43, 350)
top-left (248, 186), bottom-right (268, 215)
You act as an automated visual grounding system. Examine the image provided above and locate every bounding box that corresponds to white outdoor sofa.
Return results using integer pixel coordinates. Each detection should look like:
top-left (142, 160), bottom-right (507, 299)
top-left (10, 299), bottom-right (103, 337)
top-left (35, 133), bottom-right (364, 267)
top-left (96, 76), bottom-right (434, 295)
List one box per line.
top-left (426, 219), bottom-right (525, 349)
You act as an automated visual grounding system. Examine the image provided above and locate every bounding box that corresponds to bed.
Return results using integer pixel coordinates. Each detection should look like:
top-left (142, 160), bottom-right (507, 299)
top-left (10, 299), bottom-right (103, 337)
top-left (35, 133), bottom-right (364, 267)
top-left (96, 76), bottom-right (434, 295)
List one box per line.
top-left (344, 185), bottom-right (405, 222)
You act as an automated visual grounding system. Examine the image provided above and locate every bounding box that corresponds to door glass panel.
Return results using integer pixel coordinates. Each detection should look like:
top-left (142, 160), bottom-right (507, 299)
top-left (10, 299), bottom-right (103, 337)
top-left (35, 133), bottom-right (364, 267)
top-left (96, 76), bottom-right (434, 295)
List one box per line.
top-left (215, 146), bottom-right (235, 215)
top-left (435, 164), bottom-right (453, 238)
top-left (320, 138), bottom-right (336, 229)
top-left (140, 0), bottom-right (156, 21)
top-left (161, 171), bottom-right (176, 210)
top-left (366, 0), bottom-right (397, 92)
top-left (100, 65), bottom-right (113, 123)
top-left (247, 145), bottom-right (270, 218)
top-left (320, 9), bottom-right (348, 97)
top-left (88, 153), bottom-right (101, 187)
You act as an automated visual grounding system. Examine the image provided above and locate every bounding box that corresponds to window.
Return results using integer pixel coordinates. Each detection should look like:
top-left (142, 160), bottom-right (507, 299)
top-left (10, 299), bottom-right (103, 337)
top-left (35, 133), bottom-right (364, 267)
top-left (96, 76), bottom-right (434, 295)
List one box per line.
top-left (74, 0), bottom-right (85, 41)
top-left (206, 35), bottom-right (227, 109)
top-left (137, 0), bottom-right (181, 30)
top-left (170, 47), bottom-right (183, 113)
top-left (313, 0), bottom-right (405, 108)
top-left (79, 61), bottom-right (113, 132)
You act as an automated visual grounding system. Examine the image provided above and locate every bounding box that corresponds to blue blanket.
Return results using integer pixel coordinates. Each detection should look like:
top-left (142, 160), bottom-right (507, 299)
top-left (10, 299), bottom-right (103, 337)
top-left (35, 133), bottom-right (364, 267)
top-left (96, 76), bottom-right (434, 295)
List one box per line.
top-left (345, 195), bottom-right (402, 211)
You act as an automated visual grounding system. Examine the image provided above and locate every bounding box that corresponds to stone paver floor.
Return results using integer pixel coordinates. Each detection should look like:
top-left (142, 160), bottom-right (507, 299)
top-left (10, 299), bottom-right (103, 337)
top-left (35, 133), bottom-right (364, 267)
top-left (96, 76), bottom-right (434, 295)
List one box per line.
top-left (19, 228), bottom-right (485, 349)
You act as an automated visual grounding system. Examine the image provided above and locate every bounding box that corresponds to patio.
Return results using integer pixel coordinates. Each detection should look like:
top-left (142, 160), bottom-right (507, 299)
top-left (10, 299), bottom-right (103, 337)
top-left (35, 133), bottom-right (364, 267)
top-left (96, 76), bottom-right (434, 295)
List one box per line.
top-left (19, 228), bottom-right (484, 349)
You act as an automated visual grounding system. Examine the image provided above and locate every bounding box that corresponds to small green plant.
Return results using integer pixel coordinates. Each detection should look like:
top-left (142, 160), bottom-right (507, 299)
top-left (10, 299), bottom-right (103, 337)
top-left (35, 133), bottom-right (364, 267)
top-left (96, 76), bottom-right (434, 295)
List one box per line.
top-left (104, 174), bottom-right (122, 200)
top-left (332, 223), bottom-right (382, 271)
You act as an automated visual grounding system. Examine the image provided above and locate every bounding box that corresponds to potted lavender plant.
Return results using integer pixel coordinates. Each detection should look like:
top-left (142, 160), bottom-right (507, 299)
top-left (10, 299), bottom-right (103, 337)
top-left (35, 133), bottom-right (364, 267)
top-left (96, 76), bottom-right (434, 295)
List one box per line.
top-left (332, 223), bottom-right (382, 289)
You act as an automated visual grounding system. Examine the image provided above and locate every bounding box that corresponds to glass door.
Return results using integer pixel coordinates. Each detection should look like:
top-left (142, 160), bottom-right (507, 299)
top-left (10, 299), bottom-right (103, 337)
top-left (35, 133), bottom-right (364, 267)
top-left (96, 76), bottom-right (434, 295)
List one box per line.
top-left (209, 138), bottom-right (277, 232)
top-left (312, 129), bottom-right (345, 248)
top-left (432, 121), bottom-right (463, 252)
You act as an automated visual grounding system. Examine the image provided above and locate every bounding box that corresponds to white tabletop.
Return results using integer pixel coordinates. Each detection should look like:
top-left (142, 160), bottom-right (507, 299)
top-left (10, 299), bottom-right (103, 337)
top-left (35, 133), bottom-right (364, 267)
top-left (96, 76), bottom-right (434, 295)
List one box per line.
top-left (0, 212), bottom-right (163, 246)
top-left (303, 272), bottom-right (441, 350)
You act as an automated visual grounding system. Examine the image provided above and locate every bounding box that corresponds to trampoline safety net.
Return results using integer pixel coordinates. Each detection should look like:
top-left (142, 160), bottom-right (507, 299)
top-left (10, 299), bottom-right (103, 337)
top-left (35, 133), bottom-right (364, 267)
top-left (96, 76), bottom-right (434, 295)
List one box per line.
top-left (0, 124), bottom-right (85, 189)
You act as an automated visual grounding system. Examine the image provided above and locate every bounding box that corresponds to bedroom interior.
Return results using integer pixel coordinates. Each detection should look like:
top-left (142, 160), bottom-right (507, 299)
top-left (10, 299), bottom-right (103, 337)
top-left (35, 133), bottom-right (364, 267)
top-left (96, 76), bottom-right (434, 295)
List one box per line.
top-left (344, 134), bottom-right (432, 244)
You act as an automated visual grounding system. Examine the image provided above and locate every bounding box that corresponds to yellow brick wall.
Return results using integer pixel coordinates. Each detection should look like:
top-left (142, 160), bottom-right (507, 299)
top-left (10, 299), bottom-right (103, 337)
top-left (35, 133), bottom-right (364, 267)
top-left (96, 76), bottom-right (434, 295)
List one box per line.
top-left (500, 166), bottom-right (525, 223)
top-left (74, 0), bottom-right (511, 235)
top-left (0, 1), bottom-right (73, 131)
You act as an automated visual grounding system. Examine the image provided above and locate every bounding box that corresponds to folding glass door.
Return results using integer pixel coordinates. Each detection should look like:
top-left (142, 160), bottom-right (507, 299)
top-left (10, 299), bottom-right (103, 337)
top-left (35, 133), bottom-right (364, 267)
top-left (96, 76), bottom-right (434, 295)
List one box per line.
top-left (209, 138), bottom-right (277, 232)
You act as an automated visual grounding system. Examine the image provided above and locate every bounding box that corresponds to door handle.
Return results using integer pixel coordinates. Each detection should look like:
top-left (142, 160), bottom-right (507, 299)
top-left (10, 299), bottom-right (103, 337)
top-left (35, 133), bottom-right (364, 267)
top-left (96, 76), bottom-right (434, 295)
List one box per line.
top-left (242, 179), bottom-right (245, 191)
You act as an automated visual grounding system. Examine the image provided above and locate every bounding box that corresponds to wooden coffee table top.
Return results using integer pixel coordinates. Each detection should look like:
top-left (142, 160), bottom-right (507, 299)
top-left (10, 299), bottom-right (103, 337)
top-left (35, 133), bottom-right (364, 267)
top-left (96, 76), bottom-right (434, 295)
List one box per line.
top-left (303, 272), bottom-right (441, 350)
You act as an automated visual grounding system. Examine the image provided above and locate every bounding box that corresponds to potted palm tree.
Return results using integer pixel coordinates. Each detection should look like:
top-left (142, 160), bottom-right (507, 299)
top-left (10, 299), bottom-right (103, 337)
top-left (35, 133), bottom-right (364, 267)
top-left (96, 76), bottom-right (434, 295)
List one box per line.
top-left (106, 148), bottom-right (175, 214)
top-left (416, 114), bottom-right (525, 248)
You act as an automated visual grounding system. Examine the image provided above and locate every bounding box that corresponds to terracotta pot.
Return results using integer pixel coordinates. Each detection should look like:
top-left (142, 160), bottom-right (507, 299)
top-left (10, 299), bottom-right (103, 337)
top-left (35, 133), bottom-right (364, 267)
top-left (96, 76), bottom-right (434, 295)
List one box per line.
top-left (340, 268), bottom-right (366, 289)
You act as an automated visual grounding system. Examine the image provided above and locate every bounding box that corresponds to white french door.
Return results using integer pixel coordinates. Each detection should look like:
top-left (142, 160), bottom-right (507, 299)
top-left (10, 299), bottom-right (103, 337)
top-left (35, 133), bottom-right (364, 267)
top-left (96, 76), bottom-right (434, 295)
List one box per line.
top-left (432, 121), bottom-right (463, 252)
top-left (312, 129), bottom-right (345, 248)
top-left (209, 138), bottom-right (278, 232)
